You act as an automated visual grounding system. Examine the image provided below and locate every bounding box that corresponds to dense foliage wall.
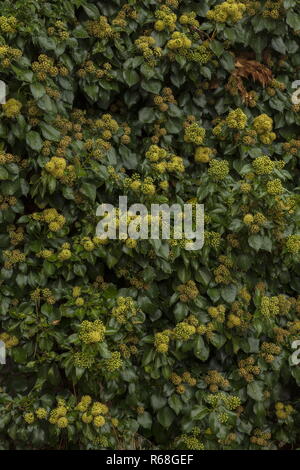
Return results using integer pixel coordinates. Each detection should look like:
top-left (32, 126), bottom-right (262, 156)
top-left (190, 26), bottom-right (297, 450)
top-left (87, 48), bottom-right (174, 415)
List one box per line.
top-left (0, 0), bottom-right (300, 450)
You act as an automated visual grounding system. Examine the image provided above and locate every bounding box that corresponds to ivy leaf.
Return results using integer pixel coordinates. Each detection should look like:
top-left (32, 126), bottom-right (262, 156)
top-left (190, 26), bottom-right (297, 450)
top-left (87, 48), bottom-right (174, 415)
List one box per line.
top-left (30, 83), bottom-right (46, 99)
top-left (286, 12), bottom-right (300, 30)
top-left (141, 79), bottom-right (162, 94)
top-left (168, 395), bottom-right (183, 415)
top-left (157, 407), bottom-right (175, 428)
top-left (248, 234), bottom-right (263, 251)
top-left (221, 284), bottom-right (237, 303)
top-left (138, 412), bottom-right (152, 429)
top-left (40, 122), bottom-right (61, 141)
top-left (80, 182), bottom-right (96, 201)
top-left (151, 394), bottom-right (167, 411)
top-left (123, 70), bottom-right (140, 87)
top-left (190, 406), bottom-right (210, 421)
top-left (247, 381), bottom-right (264, 401)
top-left (26, 131), bottom-right (43, 151)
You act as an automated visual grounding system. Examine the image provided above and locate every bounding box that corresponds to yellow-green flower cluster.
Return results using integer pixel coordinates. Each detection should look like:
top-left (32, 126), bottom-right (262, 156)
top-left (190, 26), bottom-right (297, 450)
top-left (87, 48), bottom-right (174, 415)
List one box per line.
top-left (77, 397), bottom-right (109, 427)
top-left (0, 44), bottom-right (22, 68)
top-left (208, 159), bottom-right (229, 181)
top-left (145, 145), bottom-right (185, 173)
top-left (104, 351), bottom-right (123, 372)
top-left (74, 351), bottom-right (95, 368)
top-left (7, 225), bottom-right (24, 246)
top-left (184, 122), bottom-right (205, 145)
top-left (154, 6), bottom-right (177, 31)
top-left (207, 0), bottom-right (246, 23)
top-left (80, 236), bottom-right (95, 251)
top-left (206, 392), bottom-right (241, 410)
top-left (260, 296), bottom-right (279, 317)
top-left (0, 332), bottom-right (19, 348)
top-left (261, 342), bottom-right (281, 362)
top-left (0, 16), bottom-right (17, 33)
top-left (194, 146), bottom-right (215, 163)
top-left (45, 156), bottom-right (66, 178)
top-left (286, 235), bottom-right (300, 254)
top-left (207, 305), bottom-right (226, 323)
top-left (135, 36), bottom-right (162, 66)
top-left (266, 178), bottom-right (284, 195)
top-left (180, 434), bottom-right (204, 450)
top-left (47, 21), bottom-right (69, 40)
top-left (170, 371), bottom-right (197, 387)
top-left (243, 212), bottom-right (266, 233)
top-left (77, 60), bottom-right (113, 80)
top-left (218, 412), bottom-right (229, 424)
top-left (177, 280), bottom-right (199, 302)
top-left (86, 16), bottom-right (114, 39)
top-left (154, 331), bottom-right (170, 353)
top-left (32, 208), bottom-right (66, 232)
top-left (182, 44), bottom-right (212, 64)
top-left (79, 320), bottom-right (106, 344)
top-left (95, 113), bottom-right (119, 138)
top-left (173, 322), bottom-right (196, 341)
top-left (48, 400), bottom-right (69, 428)
top-left (261, 0), bottom-right (284, 20)
top-left (3, 249), bottom-right (26, 269)
top-left (37, 249), bottom-right (53, 259)
top-left (275, 402), bottom-right (294, 421)
top-left (23, 412), bottom-right (35, 424)
top-left (205, 231), bottom-right (222, 249)
top-left (204, 370), bottom-right (229, 393)
top-left (35, 408), bottom-right (48, 419)
top-left (112, 296), bottom-right (137, 323)
top-left (226, 108), bottom-right (247, 129)
top-left (127, 175), bottom-right (157, 195)
top-left (2, 98), bottom-right (22, 118)
top-left (252, 155), bottom-right (275, 175)
top-left (253, 114), bottom-right (276, 144)
top-left (179, 12), bottom-right (200, 28)
top-left (238, 357), bottom-right (260, 382)
top-left (153, 87), bottom-right (176, 112)
top-left (30, 287), bottom-right (56, 304)
top-left (214, 264), bottom-right (232, 285)
top-left (58, 243), bottom-right (72, 261)
top-left (250, 429), bottom-right (271, 447)
top-left (75, 395), bottom-right (92, 412)
top-left (31, 54), bottom-right (68, 81)
top-left (167, 32), bottom-right (192, 50)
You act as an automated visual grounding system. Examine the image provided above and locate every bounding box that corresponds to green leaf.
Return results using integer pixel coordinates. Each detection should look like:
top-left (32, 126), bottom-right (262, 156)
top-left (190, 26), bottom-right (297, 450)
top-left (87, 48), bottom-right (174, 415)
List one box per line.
top-left (138, 412), bottom-right (152, 429)
top-left (168, 395), bottom-right (183, 415)
top-left (194, 336), bottom-right (209, 361)
top-left (271, 37), bottom-right (287, 54)
top-left (151, 394), bottom-right (167, 411)
top-left (190, 406), bottom-right (209, 421)
top-left (0, 167), bottom-right (8, 180)
top-left (40, 122), bottom-right (61, 141)
top-left (80, 182), bottom-right (97, 201)
top-left (248, 235), bottom-right (263, 251)
top-left (247, 381), bottom-right (264, 401)
top-left (138, 107), bottom-right (156, 124)
top-left (221, 284), bottom-right (237, 303)
top-left (286, 12), bottom-right (300, 31)
top-left (210, 40), bottom-right (224, 57)
top-left (141, 79), bottom-right (162, 94)
top-left (119, 145), bottom-right (138, 170)
top-left (30, 83), bottom-right (46, 100)
top-left (157, 406), bottom-right (175, 428)
top-left (82, 4), bottom-right (100, 19)
top-left (123, 70), bottom-right (140, 87)
top-left (26, 131), bottom-right (43, 151)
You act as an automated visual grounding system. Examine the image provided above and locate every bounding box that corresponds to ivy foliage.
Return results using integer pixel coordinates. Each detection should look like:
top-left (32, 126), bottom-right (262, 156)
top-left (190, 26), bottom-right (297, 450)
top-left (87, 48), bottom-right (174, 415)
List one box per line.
top-left (0, 0), bottom-right (300, 450)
